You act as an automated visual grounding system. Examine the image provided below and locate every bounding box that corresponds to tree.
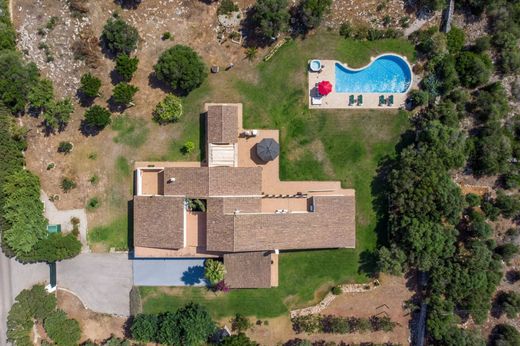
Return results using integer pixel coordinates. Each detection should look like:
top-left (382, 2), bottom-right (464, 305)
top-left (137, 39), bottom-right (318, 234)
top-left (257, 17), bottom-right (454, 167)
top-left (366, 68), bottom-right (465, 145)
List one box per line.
top-left (220, 333), bottom-right (258, 346)
top-left (131, 314), bottom-right (159, 342)
top-left (252, 0), bottom-right (290, 40)
top-left (112, 82), bottom-right (138, 106)
top-left (300, 0), bottom-right (332, 30)
top-left (473, 125), bottom-right (512, 175)
top-left (103, 336), bottom-right (130, 346)
top-left (495, 243), bottom-right (519, 263)
top-left (434, 55), bottom-right (459, 94)
top-left (499, 46), bottom-right (520, 75)
top-left (417, 121), bottom-right (466, 170)
top-left (115, 53), bottom-right (139, 81)
top-left (44, 98), bottom-right (74, 131)
top-left (154, 45), bottom-right (207, 94)
top-left (7, 285), bottom-right (57, 346)
top-left (79, 73), bottom-right (101, 98)
top-left (153, 94), bottom-right (183, 124)
top-left (456, 51), bottom-right (492, 88)
top-left (2, 170), bottom-right (47, 255)
top-left (27, 79), bottom-right (54, 112)
top-left (0, 50), bottom-right (40, 113)
top-left (446, 26), bottom-right (465, 53)
top-left (101, 17), bottom-right (140, 56)
top-left (231, 314), bottom-right (251, 332)
top-left (84, 105), bottom-right (111, 129)
top-left (218, 0), bottom-right (239, 15)
top-left (490, 324), bottom-right (520, 346)
top-left (204, 259), bottom-right (226, 285)
top-left (44, 309), bottom-right (81, 346)
top-left (472, 82), bottom-right (509, 122)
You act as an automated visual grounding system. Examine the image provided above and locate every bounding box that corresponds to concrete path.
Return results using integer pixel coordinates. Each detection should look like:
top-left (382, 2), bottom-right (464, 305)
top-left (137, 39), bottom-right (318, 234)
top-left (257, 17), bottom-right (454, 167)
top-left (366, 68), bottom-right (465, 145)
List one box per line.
top-left (133, 258), bottom-right (206, 286)
top-left (57, 253), bottom-right (133, 316)
top-left (41, 191), bottom-right (89, 252)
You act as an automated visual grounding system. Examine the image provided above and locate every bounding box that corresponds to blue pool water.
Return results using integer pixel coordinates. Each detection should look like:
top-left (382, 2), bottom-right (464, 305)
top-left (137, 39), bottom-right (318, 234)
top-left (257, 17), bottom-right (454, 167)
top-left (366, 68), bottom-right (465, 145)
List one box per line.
top-left (335, 55), bottom-right (412, 93)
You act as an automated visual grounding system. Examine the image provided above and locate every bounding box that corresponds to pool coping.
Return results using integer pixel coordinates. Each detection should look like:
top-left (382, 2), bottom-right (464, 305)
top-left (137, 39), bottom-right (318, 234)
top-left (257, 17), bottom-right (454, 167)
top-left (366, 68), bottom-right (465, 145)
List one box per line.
top-left (307, 53), bottom-right (414, 109)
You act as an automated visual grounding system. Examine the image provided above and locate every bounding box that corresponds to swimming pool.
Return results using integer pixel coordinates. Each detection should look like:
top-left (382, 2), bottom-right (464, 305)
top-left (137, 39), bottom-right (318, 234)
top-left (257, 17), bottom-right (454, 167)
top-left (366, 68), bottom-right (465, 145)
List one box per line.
top-left (335, 54), bottom-right (412, 93)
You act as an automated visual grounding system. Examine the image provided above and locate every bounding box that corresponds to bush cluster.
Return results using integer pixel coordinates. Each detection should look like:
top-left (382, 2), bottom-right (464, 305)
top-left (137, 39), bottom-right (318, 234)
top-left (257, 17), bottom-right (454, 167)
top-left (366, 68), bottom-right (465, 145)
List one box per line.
top-left (130, 303), bottom-right (216, 345)
top-left (291, 314), bottom-right (396, 334)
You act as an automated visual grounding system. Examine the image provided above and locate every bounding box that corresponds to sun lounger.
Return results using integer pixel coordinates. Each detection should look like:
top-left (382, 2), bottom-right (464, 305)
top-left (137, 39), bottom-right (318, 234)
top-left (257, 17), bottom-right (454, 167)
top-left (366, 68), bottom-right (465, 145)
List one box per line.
top-left (357, 95), bottom-right (363, 106)
top-left (379, 95), bottom-right (386, 106)
top-left (388, 95), bottom-right (394, 106)
top-left (349, 95), bottom-right (355, 106)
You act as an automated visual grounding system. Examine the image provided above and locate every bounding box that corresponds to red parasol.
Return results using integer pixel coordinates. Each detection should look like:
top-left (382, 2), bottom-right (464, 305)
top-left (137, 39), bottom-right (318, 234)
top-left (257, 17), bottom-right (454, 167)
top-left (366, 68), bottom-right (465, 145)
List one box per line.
top-left (318, 81), bottom-right (333, 96)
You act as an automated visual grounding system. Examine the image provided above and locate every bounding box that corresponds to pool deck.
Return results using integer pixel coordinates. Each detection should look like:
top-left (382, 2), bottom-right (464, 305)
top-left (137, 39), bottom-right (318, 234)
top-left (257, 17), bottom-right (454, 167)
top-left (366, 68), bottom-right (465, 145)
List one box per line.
top-left (308, 59), bottom-right (409, 109)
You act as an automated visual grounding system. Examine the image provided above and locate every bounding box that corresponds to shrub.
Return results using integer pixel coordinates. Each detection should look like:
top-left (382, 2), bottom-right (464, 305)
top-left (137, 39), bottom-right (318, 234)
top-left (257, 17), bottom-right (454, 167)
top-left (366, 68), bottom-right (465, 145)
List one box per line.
top-left (84, 105), bottom-right (111, 129)
top-left (490, 324), bottom-right (520, 346)
top-left (512, 78), bottom-right (520, 101)
top-left (58, 141), bottom-right (73, 154)
top-left (456, 51), bottom-right (492, 88)
top-left (89, 174), bottom-right (99, 185)
top-left (496, 291), bottom-right (520, 318)
top-left (465, 193), bottom-right (481, 207)
top-left (115, 54), bottom-right (139, 81)
top-left (131, 314), bottom-right (159, 342)
top-left (446, 26), bottom-right (465, 53)
top-left (153, 94), bottom-right (183, 124)
top-left (506, 269), bottom-right (520, 283)
top-left (101, 17), bottom-right (139, 56)
top-left (154, 45), bottom-right (207, 94)
top-left (495, 243), bottom-right (519, 263)
top-left (181, 140), bottom-right (195, 155)
top-left (218, 0), bottom-right (239, 15)
top-left (112, 82), bottom-right (138, 106)
top-left (231, 313), bottom-right (251, 332)
top-left (408, 89), bottom-right (429, 109)
top-left (79, 73), bottom-right (101, 98)
top-left (87, 197), bottom-right (100, 210)
top-left (331, 286), bottom-right (342, 295)
top-left (204, 259), bottom-right (226, 285)
top-left (251, 0), bottom-right (290, 40)
top-left (44, 309), bottom-right (81, 346)
top-left (61, 177), bottom-right (77, 192)
top-left (473, 35), bottom-right (491, 53)
top-left (18, 232), bottom-right (81, 263)
top-left (339, 22), bottom-right (352, 38)
top-left (220, 333), bottom-right (258, 346)
top-left (498, 46), bottom-right (520, 75)
top-left (215, 280), bottom-right (230, 292)
top-left (161, 31), bottom-right (172, 40)
top-left (44, 98), bottom-right (74, 131)
top-left (495, 190), bottom-right (520, 219)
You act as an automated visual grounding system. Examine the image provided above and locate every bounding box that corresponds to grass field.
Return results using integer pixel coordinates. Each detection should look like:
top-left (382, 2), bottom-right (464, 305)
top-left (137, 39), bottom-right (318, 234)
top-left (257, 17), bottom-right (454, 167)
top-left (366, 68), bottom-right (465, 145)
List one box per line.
top-left (139, 32), bottom-right (412, 318)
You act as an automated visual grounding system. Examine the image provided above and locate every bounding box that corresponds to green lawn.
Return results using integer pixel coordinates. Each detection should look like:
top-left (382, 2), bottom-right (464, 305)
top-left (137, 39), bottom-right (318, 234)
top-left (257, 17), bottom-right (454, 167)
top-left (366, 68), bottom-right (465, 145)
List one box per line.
top-left (88, 215), bottom-right (128, 251)
top-left (140, 32), bottom-right (412, 318)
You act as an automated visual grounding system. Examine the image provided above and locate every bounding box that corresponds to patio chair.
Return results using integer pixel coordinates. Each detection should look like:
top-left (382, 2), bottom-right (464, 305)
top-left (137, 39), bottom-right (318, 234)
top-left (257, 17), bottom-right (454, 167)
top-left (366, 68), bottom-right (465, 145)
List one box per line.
top-left (349, 95), bottom-right (355, 106)
top-left (357, 95), bottom-right (363, 106)
top-left (379, 95), bottom-right (386, 106)
top-left (388, 95), bottom-right (394, 106)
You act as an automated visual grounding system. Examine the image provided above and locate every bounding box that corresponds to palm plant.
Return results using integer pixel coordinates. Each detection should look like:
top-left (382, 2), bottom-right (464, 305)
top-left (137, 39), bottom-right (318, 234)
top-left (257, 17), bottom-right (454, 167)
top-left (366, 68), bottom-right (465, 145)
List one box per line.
top-left (246, 47), bottom-right (257, 62)
top-left (204, 259), bottom-right (226, 285)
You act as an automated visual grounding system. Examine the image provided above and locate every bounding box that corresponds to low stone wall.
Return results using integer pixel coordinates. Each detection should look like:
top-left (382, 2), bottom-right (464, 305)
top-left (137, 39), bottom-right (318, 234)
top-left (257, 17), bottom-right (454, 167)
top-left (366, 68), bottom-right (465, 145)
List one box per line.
top-left (290, 280), bottom-right (380, 318)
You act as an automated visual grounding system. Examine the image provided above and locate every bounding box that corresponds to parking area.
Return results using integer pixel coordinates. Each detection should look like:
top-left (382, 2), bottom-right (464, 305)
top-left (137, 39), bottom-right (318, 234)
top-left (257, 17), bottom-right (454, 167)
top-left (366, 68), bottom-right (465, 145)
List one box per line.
top-left (133, 258), bottom-right (207, 286)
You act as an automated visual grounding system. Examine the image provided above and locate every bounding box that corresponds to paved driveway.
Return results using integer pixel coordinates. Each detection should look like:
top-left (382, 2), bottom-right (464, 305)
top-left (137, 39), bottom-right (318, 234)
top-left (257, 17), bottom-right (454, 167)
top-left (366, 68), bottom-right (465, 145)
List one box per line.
top-left (57, 253), bottom-right (133, 316)
top-left (133, 259), bottom-right (207, 286)
top-left (0, 249), bottom-right (48, 346)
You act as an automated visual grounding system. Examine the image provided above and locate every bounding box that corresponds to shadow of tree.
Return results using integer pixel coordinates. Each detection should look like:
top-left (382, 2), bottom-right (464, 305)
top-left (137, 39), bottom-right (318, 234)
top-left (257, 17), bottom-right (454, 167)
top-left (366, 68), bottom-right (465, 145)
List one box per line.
top-left (181, 265), bottom-right (206, 286)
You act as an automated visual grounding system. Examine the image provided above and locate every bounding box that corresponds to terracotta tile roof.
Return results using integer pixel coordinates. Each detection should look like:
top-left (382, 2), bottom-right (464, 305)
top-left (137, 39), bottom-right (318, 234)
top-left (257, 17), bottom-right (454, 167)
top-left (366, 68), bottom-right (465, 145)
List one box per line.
top-left (133, 196), bottom-right (185, 249)
top-left (232, 196), bottom-right (356, 251)
top-left (224, 252), bottom-right (273, 288)
top-left (162, 167), bottom-right (262, 197)
top-left (206, 198), bottom-right (235, 252)
top-left (205, 195), bottom-right (355, 252)
top-left (207, 105), bottom-right (238, 144)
